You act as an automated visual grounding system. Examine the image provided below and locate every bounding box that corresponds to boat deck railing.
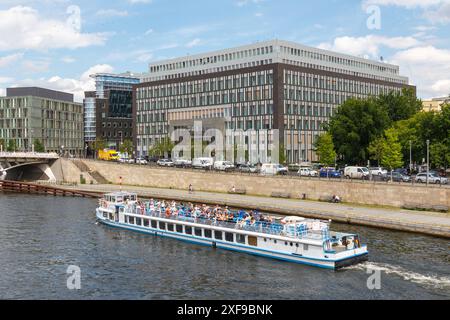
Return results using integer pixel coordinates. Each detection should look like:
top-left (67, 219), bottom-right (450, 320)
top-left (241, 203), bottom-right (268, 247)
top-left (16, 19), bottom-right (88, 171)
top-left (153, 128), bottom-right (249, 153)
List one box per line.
top-left (123, 206), bottom-right (329, 241)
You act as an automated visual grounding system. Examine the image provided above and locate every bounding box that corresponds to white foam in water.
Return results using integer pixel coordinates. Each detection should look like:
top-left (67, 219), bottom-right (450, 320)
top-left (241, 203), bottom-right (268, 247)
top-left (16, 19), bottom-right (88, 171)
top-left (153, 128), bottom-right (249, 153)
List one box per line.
top-left (347, 262), bottom-right (450, 290)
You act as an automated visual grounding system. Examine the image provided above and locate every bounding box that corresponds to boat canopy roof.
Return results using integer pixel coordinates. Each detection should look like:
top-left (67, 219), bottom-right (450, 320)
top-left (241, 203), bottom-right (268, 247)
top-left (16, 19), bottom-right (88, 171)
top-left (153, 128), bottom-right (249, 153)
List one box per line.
top-left (104, 192), bottom-right (137, 203)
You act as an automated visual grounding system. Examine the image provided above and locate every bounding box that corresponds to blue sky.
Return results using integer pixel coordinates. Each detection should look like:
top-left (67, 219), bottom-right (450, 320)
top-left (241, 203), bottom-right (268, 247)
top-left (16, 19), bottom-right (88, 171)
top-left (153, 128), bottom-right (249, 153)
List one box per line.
top-left (0, 0), bottom-right (449, 101)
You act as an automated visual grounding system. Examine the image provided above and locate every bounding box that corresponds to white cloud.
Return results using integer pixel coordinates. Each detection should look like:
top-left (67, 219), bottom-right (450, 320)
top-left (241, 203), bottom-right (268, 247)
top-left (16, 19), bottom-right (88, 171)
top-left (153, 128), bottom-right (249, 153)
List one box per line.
top-left (96, 9), bottom-right (129, 17)
top-left (0, 53), bottom-right (24, 67)
top-left (424, 2), bottom-right (450, 23)
top-left (362, 0), bottom-right (449, 9)
top-left (0, 88), bottom-right (5, 97)
top-left (21, 59), bottom-right (50, 73)
top-left (0, 77), bottom-right (14, 84)
top-left (391, 46), bottom-right (450, 97)
top-left (10, 64), bottom-right (114, 102)
top-left (61, 56), bottom-right (76, 63)
top-left (317, 35), bottom-right (420, 58)
top-left (186, 38), bottom-right (201, 48)
top-left (127, 0), bottom-right (152, 4)
top-left (236, 0), bottom-right (265, 7)
top-left (0, 6), bottom-right (107, 51)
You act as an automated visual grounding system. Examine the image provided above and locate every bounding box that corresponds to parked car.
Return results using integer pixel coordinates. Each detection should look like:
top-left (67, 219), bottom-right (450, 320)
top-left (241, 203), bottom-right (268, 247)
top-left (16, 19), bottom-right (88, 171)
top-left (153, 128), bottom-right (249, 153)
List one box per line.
top-left (157, 159), bottom-right (174, 167)
top-left (135, 158), bottom-right (148, 165)
top-left (192, 157), bottom-right (214, 170)
top-left (385, 171), bottom-right (412, 183)
top-left (369, 167), bottom-right (388, 176)
top-left (415, 173), bottom-right (448, 184)
top-left (239, 164), bottom-right (258, 173)
top-left (118, 158), bottom-right (129, 163)
top-left (260, 164), bottom-right (288, 176)
top-left (214, 161), bottom-right (235, 172)
top-left (319, 168), bottom-right (342, 178)
top-left (344, 166), bottom-right (370, 179)
top-left (394, 168), bottom-right (410, 176)
top-left (173, 159), bottom-right (192, 168)
top-left (298, 168), bottom-right (319, 177)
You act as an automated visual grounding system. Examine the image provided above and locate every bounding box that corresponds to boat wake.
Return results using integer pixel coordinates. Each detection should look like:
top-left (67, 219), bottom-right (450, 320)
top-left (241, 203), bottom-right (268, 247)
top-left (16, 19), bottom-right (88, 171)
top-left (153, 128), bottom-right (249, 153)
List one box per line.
top-left (346, 262), bottom-right (450, 290)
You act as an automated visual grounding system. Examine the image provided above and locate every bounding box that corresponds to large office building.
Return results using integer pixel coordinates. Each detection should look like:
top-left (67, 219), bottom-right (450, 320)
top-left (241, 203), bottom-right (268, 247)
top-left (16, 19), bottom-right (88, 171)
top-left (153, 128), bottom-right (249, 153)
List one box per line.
top-left (422, 96), bottom-right (449, 112)
top-left (0, 87), bottom-right (84, 156)
top-left (83, 73), bottom-right (141, 151)
top-left (135, 39), bottom-right (413, 163)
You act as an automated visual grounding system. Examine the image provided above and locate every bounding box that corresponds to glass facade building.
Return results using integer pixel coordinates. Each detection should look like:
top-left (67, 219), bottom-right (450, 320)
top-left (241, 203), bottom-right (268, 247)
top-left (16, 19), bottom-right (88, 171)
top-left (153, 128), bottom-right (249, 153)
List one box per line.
top-left (135, 40), bottom-right (414, 163)
top-left (83, 73), bottom-right (141, 150)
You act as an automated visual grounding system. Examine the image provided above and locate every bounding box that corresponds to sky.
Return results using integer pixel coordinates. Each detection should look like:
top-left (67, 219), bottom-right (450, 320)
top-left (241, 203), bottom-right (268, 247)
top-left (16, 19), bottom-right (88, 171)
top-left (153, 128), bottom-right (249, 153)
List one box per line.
top-left (0, 0), bottom-right (449, 102)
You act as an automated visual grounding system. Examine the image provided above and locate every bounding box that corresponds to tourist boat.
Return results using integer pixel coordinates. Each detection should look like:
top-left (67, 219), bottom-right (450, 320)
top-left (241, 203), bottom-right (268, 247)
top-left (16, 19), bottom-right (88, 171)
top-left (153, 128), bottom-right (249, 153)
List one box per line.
top-left (95, 192), bottom-right (369, 270)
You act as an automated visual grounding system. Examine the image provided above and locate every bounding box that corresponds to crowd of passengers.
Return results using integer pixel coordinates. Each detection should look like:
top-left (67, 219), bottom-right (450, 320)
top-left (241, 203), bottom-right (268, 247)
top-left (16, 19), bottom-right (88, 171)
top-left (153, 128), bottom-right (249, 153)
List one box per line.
top-left (133, 199), bottom-right (276, 226)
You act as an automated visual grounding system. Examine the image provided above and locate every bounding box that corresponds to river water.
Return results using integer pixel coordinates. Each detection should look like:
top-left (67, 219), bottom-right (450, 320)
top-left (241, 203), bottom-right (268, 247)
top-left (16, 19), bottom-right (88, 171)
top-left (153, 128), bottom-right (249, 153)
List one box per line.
top-left (0, 193), bottom-right (449, 300)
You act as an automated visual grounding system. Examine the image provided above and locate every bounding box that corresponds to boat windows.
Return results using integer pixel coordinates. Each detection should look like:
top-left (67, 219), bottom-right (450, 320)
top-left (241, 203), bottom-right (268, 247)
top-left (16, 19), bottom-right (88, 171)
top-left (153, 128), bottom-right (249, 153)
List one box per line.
top-left (273, 240), bottom-right (277, 244)
top-left (167, 224), bottom-right (174, 232)
top-left (303, 244), bottom-right (309, 251)
top-left (129, 216), bottom-right (135, 225)
top-left (195, 228), bottom-right (203, 237)
top-left (225, 232), bottom-right (234, 242)
top-left (136, 218), bottom-right (142, 226)
top-left (176, 224), bottom-right (183, 233)
top-left (109, 213), bottom-right (114, 220)
top-left (159, 222), bottom-right (166, 230)
top-left (103, 212), bottom-right (108, 218)
top-left (151, 220), bottom-right (157, 228)
top-left (237, 234), bottom-right (246, 244)
top-left (204, 229), bottom-right (212, 238)
top-left (143, 219), bottom-right (149, 227)
top-left (295, 243), bottom-right (299, 248)
top-left (185, 226), bottom-right (192, 235)
top-left (214, 231), bottom-right (223, 240)
top-left (248, 236), bottom-right (258, 247)
top-left (285, 241), bottom-right (288, 246)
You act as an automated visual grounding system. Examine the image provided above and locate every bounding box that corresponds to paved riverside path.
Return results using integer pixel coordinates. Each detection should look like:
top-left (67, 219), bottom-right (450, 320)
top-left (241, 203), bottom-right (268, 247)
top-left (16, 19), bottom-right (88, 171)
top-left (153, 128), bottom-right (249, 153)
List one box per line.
top-left (61, 184), bottom-right (450, 238)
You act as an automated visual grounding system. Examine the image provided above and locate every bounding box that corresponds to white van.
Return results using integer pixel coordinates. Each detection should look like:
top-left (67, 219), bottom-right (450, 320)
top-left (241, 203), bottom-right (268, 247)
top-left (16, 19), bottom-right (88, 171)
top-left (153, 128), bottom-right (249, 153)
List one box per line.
top-left (214, 161), bottom-right (235, 172)
top-left (260, 164), bottom-right (288, 176)
top-left (344, 166), bottom-right (370, 179)
top-left (192, 157), bottom-right (214, 170)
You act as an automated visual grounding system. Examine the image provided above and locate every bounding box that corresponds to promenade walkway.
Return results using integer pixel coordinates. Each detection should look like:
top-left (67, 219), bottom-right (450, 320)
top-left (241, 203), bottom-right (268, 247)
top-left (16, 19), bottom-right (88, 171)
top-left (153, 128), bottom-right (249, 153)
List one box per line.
top-left (61, 184), bottom-right (450, 238)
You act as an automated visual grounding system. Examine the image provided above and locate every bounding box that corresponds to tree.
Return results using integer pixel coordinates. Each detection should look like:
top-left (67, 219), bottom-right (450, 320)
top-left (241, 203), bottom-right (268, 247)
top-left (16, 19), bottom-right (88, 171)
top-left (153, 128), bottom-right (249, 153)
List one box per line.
top-left (149, 137), bottom-right (175, 158)
top-left (119, 139), bottom-right (134, 156)
top-left (381, 128), bottom-right (404, 177)
top-left (368, 136), bottom-right (386, 166)
top-left (7, 140), bottom-right (16, 152)
top-left (315, 133), bottom-right (336, 167)
top-left (328, 97), bottom-right (391, 164)
top-left (376, 87), bottom-right (422, 122)
top-left (93, 138), bottom-right (107, 152)
top-left (0, 139), bottom-right (5, 152)
top-left (33, 139), bottom-right (45, 153)
top-left (430, 142), bottom-right (450, 169)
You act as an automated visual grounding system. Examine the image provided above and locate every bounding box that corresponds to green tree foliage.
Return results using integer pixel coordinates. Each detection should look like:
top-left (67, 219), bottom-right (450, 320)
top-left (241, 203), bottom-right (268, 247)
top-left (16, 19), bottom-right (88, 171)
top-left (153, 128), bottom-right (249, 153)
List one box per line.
top-left (394, 104), bottom-right (449, 169)
top-left (33, 139), bottom-right (45, 153)
top-left (381, 128), bottom-right (404, 171)
top-left (7, 140), bottom-right (16, 152)
top-left (377, 88), bottom-right (422, 122)
top-left (93, 138), bottom-right (107, 152)
top-left (119, 139), bottom-right (134, 156)
top-left (315, 133), bottom-right (336, 167)
top-left (368, 136), bottom-right (386, 166)
top-left (0, 139), bottom-right (5, 151)
top-left (328, 98), bottom-right (390, 164)
top-left (149, 137), bottom-right (175, 158)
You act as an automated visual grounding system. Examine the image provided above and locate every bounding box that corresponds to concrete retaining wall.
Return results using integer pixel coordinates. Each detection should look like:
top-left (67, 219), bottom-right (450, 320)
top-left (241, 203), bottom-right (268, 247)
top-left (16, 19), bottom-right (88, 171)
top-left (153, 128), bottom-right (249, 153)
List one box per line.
top-left (77, 159), bottom-right (450, 209)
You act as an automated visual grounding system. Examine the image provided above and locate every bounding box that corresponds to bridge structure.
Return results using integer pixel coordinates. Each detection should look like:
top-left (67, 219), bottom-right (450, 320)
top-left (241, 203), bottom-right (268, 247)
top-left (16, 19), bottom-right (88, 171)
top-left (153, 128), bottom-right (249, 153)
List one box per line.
top-left (0, 152), bottom-right (60, 181)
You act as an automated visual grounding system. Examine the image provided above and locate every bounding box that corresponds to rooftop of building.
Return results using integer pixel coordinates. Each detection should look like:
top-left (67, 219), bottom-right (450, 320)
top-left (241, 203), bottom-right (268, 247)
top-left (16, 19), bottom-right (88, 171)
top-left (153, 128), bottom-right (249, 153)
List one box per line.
top-left (4, 87), bottom-right (76, 103)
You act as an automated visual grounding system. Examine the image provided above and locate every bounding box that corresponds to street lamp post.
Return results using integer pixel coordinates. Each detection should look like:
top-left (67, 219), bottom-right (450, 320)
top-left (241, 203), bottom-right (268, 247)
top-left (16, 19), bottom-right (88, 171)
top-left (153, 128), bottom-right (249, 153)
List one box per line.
top-left (409, 140), bottom-right (412, 174)
top-left (426, 139), bottom-right (430, 186)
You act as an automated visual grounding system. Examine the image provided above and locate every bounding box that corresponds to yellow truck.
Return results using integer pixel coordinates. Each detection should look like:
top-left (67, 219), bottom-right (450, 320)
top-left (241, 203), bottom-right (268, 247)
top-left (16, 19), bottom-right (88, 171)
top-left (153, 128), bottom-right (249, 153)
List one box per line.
top-left (98, 149), bottom-right (120, 161)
